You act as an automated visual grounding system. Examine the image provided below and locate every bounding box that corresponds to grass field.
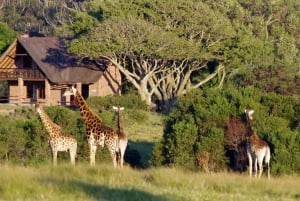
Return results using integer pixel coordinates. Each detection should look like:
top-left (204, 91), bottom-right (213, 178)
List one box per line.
top-left (0, 104), bottom-right (17, 115)
top-left (0, 163), bottom-right (299, 201)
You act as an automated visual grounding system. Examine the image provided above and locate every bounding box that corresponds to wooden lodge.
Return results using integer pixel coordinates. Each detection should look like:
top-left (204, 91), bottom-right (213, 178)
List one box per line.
top-left (0, 35), bottom-right (122, 106)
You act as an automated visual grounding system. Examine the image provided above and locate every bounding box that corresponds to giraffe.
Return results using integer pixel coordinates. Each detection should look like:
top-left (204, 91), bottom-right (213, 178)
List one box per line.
top-left (244, 109), bottom-right (270, 179)
top-left (113, 106), bottom-right (128, 168)
top-left (35, 103), bottom-right (77, 165)
top-left (63, 86), bottom-right (119, 167)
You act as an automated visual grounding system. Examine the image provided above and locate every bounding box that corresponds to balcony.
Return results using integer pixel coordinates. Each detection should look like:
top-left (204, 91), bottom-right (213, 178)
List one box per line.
top-left (0, 69), bottom-right (45, 80)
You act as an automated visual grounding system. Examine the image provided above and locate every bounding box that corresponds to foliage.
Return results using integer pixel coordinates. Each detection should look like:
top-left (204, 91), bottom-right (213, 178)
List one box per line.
top-left (66, 0), bottom-right (234, 109)
top-left (87, 93), bottom-right (148, 112)
top-left (86, 93), bottom-right (149, 126)
top-left (0, 94), bottom-right (152, 167)
top-left (225, 118), bottom-right (248, 171)
top-left (151, 85), bottom-right (300, 174)
top-left (0, 0), bottom-right (82, 36)
top-left (0, 107), bottom-right (48, 165)
top-left (0, 22), bottom-right (18, 53)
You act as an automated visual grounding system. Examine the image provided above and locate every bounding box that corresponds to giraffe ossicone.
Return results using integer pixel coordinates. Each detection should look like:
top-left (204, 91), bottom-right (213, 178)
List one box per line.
top-left (35, 102), bottom-right (77, 166)
top-left (244, 109), bottom-right (271, 179)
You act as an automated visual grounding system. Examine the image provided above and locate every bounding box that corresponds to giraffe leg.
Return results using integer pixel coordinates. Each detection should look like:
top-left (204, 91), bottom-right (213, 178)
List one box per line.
top-left (116, 151), bottom-right (121, 167)
top-left (247, 150), bottom-right (252, 178)
top-left (107, 143), bottom-right (118, 168)
top-left (258, 155), bottom-right (264, 179)
top-left (120, 152), bottom-right (124, 168)
top-left (89, 144), bottom-right (97, 166)
top-left (119, 140), bottom-right (128, 168)
top-left (254, 157), bottom-right (258, 178)
top-left (69, 144), bottom-right (77, 165)
top-left (267, 162), bottom-right (270, 179)
top-left (265, 147), bottom-right (271, 179)
top-left (52, 149), bottom-right (58, 166)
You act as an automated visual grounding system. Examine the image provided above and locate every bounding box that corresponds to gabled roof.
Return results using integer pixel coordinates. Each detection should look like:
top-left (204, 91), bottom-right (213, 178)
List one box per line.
top-left (0, 39), bottom-right (17, 71)
top-left (1, 36), bottom-right (106, 84)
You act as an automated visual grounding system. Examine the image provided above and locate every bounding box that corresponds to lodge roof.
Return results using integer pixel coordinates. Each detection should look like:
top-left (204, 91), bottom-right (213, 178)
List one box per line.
top-left (0, 36), bottom-right (106, 84)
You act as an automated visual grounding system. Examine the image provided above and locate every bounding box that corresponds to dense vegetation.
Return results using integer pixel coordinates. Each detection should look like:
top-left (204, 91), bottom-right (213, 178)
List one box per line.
top-left (0, 1), bottom-right (300, 175)
top-left (0, 95), bottom-right (149, 167)
top-left (151, 86), bottom-right (300, 174)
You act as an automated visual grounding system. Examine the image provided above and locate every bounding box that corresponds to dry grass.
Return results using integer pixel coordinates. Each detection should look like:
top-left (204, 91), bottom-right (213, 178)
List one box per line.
top-left (0, 104), bottom-right (17, 116)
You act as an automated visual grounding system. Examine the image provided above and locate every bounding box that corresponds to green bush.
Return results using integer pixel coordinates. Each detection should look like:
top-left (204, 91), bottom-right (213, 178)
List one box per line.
top-left (87, 94), bottom-right (149, 125)
top-left (0, 108), bottom-right (50, 165)
top-left (87, 93), bottom-right (148, 112)
top-left (151, 85), bottom-right (300, 174)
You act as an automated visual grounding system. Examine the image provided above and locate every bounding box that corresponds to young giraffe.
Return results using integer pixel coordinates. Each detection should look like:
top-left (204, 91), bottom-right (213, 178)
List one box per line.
top-left (113, 106), bottom-right (128, 168)
top-left (63, 86), bottom-right (119, 167)
top-left (244, 109), bottom-right (270, 179)
top-left (35, 103), bottom-right (77, 165)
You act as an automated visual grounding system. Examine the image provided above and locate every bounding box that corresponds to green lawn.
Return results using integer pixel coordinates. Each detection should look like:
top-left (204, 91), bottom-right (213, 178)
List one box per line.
top-left (0, 164), bottom-right (299, 201)
top-left (0, 104), bottom-right (17, 115)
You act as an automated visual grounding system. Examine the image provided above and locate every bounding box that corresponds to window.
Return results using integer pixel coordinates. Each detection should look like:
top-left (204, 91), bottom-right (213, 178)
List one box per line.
top-left (26, 83), bottom-right (45, 99)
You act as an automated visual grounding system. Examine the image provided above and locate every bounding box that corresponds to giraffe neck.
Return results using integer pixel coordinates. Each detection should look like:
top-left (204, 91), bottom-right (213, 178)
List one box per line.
top-left (75, 90), bottom-right (102, 124)
top-left (38, 108), bottom-right (61, 138)
top-left (117, 110), bottom-right (121, 130)
top-left (246, 117), bottom-right (262, 145)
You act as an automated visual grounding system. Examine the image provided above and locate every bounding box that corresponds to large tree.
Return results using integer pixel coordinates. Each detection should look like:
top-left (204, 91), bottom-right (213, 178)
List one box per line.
top-left (68, 0), bottom-right (234, 110)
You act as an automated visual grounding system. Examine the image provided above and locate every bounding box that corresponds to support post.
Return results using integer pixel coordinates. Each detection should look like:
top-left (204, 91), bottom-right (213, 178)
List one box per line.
top-left (18, 77), bottom-right (23, 105)
top-left (45, 79), bottom-right (51, 106)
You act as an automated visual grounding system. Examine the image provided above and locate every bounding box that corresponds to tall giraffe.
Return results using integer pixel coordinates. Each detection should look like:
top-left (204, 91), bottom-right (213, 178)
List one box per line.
top-left (35, 103), bottom-right (77, 165)
top-left (244, 109), bottom-right (270, 179)
top-left (113, 106), bottom-right (128, 168)
top-left (63, 86), bottom-right (119, 167)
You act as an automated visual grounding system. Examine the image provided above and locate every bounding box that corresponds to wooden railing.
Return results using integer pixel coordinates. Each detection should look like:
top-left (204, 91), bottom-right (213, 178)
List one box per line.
top-left (0, 69), bottom-right (44, 80)
top-left (0, 97), bottom-right (46, 105)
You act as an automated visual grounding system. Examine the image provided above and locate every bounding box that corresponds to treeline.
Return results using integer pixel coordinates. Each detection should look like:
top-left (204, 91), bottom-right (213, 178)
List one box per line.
top-left (0, 0), bottom-right (299, 97)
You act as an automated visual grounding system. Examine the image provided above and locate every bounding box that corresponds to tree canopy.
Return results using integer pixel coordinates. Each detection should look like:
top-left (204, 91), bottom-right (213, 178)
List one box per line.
top-left (1, 0), bottom-right (299, 107)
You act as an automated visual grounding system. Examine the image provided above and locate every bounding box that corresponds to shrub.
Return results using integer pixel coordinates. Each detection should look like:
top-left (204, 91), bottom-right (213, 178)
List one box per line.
top-left (151, 85), bottom-right (300, 174)
top-left (225, 118), bottom-right (247, 172)
top-left (87, 93), bottom-right (148, 112)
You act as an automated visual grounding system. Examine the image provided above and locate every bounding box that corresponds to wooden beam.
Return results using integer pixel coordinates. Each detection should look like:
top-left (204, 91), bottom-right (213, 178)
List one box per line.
top-left (45, 79), bottom-right (51, 106)
top-left (18, 77), bottom-right (23, 105)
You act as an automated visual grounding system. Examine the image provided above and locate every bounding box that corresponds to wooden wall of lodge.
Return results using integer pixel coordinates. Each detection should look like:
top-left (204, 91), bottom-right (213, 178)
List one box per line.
top-left (0, 66), bottom-right (122, 106)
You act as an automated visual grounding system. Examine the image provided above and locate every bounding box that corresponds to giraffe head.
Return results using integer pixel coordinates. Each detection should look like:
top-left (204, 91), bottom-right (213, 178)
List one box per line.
top-left (35, 102), bottom-right (42, 113)
top-left (63, 86), bottom-right (79, 105)
top-left (63, 85), bottom-right (77, 96)
top-left (113, 106), bottom-right (124, 114)
top-left (245, 109), bottom-right (254, 121)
